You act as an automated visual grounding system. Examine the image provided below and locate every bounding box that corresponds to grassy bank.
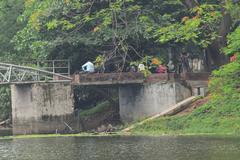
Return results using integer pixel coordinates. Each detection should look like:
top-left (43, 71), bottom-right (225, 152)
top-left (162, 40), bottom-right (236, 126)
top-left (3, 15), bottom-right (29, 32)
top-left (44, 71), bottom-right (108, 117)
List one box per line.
top-left (0, 132), bottom-right (123, 140)
top-left (130, 98), bottom-right (240, 136)
top-left (1, 132), bottom-right (240, 140)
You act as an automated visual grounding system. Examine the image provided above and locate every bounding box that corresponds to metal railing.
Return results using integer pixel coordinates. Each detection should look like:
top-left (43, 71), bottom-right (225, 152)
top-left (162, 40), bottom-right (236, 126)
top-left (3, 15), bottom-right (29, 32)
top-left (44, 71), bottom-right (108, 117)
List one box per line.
top-left (20, 60), bottom-right (71, 76)
top-left (0, 60), bottom-right (71, 84)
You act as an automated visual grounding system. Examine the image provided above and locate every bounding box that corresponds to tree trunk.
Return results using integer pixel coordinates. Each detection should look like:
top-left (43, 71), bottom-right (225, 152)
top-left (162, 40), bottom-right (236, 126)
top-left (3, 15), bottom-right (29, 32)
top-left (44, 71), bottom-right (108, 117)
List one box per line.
top-left (206, 12), bottom-right (232, 69)
top-left (181, 0), bottom-right (232, 69)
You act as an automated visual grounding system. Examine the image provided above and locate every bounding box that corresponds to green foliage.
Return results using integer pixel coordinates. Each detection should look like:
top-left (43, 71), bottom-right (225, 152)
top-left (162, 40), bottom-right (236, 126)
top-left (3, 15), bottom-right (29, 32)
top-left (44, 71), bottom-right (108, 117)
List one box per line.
top-left (79, 100), bottom-right (112, 117)
top-left (0, 87), bottom-right (11, 121)
top-left (0, 0), bottom-right (235, 69)
top-left (94, 55), bottom-right (106, 69)
top-left (153, 4), bottom-right (222, 48)
top-left (0, 0), bottom-right (24, 59)
top-left (5, 0), bottom-right (186, 63)
top-left (225, 0), bottom-right (240, 24)
top-left (130, 55), bottom-right (165, 76)
top-left (209, 61), bottom-right (240, 99)
top-left (0, 0), bottom-right (238, 64)
top-left (224, 27), bottom-right (240, 56)
top-left (0, 0), bottom-right (19, 120)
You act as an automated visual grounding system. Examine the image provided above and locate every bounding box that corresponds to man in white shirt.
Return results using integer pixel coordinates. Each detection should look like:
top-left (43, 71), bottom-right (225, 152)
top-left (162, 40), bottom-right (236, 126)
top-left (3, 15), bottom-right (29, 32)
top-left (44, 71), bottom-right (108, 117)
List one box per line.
top-left (82, 61), bottom-right (95, 73)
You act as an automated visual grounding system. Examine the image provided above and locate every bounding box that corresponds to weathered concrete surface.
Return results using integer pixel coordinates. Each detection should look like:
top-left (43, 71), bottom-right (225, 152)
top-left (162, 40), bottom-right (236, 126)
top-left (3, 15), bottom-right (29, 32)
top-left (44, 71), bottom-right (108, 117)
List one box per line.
top-left (10, 72), bottom-right (209, 134)
top-left (11, 83), bottom-right (74, 135)
top-left (71, 72), bottom-right (210, 86)
top-left (119, 81), bottom-right (192, 122)
top-left (122, 96), bottom-right (197, 132)
top-left (72, 72), bottom-right (145, 86)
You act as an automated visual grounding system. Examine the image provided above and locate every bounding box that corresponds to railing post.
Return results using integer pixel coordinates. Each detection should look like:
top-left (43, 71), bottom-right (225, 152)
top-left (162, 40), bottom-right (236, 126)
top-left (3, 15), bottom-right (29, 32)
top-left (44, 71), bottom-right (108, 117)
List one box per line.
top-left (37, 61), bottom-right (40, 81)
top-left (37, 61), bottom-right (40, 69)
top-left (8, 65), bottom-right (12, 82)
top-left (53, 60), bottom-right (55, 73)
top-left (68, 60), bottom-right (70, 76)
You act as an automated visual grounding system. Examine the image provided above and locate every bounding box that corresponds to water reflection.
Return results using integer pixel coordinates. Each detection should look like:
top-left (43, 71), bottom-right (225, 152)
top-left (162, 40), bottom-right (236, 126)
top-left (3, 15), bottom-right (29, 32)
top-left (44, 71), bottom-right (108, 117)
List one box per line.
top-left (0, 129), bottom-right (12, 137)
top-left (0, 136), bottom-right (240, 160)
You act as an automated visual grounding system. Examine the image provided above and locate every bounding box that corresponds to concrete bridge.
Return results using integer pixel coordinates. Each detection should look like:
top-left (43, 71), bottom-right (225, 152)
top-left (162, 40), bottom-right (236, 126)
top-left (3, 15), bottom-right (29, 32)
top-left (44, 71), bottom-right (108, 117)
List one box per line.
top-left (1, 62), bottom-right (209, 135)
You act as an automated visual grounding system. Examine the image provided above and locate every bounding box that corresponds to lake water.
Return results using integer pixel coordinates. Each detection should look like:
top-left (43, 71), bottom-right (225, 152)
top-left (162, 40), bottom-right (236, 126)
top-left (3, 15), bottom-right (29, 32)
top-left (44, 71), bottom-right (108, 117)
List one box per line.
top-left (0, 136), bottom-right (240, 160)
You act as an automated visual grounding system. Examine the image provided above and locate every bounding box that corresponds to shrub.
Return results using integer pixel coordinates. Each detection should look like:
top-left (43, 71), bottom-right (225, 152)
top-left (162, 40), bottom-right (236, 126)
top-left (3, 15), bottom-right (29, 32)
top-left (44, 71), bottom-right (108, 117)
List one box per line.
top-left (0, 86), bottom-right (11, 121)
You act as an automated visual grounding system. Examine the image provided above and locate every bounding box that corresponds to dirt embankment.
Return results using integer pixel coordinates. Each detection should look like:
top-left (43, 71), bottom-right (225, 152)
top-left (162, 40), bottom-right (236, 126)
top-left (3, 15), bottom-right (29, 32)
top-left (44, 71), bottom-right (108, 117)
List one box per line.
top-left (176, 96), bottom-right (210, 116)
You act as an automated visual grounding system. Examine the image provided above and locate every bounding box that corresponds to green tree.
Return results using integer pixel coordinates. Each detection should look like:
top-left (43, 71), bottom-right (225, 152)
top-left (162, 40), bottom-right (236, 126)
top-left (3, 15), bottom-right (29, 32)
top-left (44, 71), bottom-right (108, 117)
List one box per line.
top-left (11, 0), bottom-right (186, 69)
top-left (0, 87), bottom-right (11, 121)
top-left (0, 0), bottom-right (24, 122)
top-left (0, 0), bottom-right (24, 60)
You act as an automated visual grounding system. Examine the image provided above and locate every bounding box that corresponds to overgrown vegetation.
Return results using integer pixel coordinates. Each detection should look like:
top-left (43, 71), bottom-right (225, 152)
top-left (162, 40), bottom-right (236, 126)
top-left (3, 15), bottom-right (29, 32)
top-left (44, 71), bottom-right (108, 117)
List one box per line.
top-left (131, 28), bottom-right (240, 135)
top-left (132, 10), bottom-right (238, 135)
top-left (0, 0), bottom-right (239, 132)
top-left (0, 86), bottom-right (11, 121)
top-left (79, 100), bottom-right (113, 117)
top-left (1, 0), bottom-right (237, 67)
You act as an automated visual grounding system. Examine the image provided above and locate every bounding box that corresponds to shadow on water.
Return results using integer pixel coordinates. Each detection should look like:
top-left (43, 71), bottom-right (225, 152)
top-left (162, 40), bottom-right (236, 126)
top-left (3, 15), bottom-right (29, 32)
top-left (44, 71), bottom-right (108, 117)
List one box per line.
top-left (0, 128), bottom-right (12, 137)
top-left (1, 135), bottom-right (240, 160)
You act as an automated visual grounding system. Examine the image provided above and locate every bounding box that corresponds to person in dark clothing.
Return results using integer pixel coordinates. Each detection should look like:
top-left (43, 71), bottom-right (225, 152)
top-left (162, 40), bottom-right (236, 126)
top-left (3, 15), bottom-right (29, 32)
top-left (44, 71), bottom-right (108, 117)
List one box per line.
top-left (180, 52), bottom-right (191, 73)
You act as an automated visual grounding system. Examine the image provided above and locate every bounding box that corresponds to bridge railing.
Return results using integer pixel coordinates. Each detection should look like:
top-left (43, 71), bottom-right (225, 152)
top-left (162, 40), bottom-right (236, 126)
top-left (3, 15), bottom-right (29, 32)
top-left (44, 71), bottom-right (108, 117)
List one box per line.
top-left (18, 60), bottom-right (71, 76)
top-left (0, 61), bottom-right (72, 84)
top-left (0, 59), bottom-right (70, 75)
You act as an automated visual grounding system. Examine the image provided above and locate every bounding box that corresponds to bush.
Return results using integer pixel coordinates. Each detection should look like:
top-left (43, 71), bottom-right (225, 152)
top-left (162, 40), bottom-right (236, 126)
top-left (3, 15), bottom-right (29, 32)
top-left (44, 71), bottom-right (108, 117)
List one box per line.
top-left (0, 86), bottom-right (11, 121)
top-left (209, 61), bottom-right (240, 100)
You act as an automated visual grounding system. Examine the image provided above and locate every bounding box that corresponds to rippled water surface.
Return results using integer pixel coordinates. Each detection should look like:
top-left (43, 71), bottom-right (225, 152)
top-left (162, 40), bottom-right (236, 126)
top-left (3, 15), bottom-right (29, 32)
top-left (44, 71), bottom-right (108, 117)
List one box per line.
top-left (1, 136), bottom-right (240, 160)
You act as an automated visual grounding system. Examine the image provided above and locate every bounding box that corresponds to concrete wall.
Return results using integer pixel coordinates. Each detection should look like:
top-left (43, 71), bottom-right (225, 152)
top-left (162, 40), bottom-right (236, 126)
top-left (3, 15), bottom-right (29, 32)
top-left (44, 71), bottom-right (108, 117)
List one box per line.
top-left (11, 83), bottom-right (74, 135)
top-left (119, 81), bottom-right (191, 122)
top-left (175, 82), bottom-right (192, 103)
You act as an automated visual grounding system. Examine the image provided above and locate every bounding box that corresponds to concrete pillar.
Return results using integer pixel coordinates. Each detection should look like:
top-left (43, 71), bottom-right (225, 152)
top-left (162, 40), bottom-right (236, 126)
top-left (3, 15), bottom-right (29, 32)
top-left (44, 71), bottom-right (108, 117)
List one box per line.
top-left (11, 83), bottom-right (74, 135)
top-left (119, 81), bottom-right (191, 122)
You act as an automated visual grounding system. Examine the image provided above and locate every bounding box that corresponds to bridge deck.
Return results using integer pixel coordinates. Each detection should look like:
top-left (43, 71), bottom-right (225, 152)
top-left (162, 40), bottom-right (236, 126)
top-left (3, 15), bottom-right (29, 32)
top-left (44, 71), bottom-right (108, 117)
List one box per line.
top-left (71, 72), bottom-right (210, 86)
top-left (71, 72), bottom-right (145, 85)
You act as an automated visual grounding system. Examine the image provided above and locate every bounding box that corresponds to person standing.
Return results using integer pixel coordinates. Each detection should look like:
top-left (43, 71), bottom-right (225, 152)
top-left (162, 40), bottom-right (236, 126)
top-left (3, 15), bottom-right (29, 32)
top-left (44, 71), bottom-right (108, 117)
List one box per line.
top-left (167, 60), bottom-right (175, 73)
top-left (180, 52), bottom-right (191, 73)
